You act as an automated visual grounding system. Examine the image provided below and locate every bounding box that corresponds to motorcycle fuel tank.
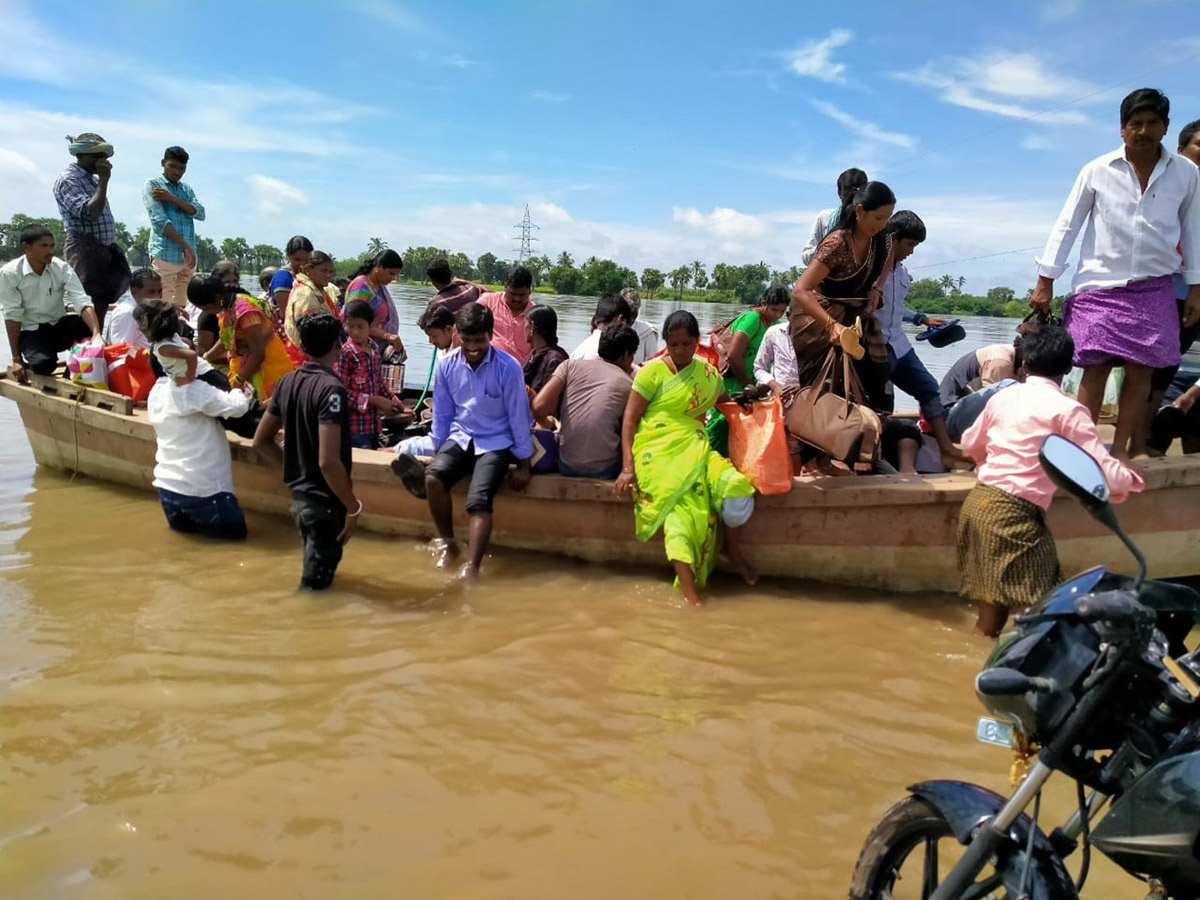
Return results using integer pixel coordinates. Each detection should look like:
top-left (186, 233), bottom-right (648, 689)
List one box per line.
top-left (1092, 750), bottom-right (1200, 888)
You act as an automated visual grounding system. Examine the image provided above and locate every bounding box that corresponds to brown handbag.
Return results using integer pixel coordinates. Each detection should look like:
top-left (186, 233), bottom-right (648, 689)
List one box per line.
top-left (709, 313), bottom-right (763, 375)
top-left (785, 347), bottom-right (881, 472)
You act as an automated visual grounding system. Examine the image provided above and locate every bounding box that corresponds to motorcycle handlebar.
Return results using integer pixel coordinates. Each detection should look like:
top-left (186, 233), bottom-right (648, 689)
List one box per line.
top-left (1074, 591), bottom-right (1155, 626)
top-left (976, 667), bottom-right (1058, 697)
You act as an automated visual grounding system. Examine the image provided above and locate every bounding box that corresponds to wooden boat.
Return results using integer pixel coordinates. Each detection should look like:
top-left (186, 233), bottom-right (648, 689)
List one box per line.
top-left (2, 373), bottom-right (1198, 593)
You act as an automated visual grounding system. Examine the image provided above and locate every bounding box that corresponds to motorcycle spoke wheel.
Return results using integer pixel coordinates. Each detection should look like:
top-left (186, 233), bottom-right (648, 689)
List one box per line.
top-left (850, 796), bottom-right (1018, 900)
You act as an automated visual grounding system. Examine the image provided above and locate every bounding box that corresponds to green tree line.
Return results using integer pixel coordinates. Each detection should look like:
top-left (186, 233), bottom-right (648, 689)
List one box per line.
top-left (0, 213), bottom-right (1038, 315)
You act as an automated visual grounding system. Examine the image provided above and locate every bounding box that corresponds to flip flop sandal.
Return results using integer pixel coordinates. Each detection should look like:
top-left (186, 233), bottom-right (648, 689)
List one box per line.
top-left (839, 321), bottom-right (866, 360)
top-left (390, 452), bottom-right (428, 499)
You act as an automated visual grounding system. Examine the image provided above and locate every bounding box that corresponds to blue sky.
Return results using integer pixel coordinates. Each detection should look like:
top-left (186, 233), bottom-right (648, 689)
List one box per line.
top-left (1, 0), bottom-right (1198, 292)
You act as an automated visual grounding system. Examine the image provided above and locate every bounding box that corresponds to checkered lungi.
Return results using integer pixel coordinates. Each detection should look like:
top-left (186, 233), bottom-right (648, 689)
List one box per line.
top-left (957, 482), bottom-right (1061, 608)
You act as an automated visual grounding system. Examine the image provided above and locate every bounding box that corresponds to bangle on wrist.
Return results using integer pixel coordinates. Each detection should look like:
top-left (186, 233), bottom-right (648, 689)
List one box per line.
top-left (347, 499), bottom-right (363, 518)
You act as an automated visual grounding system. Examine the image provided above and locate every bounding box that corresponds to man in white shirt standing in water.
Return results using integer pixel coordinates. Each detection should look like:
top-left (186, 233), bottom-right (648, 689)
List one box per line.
top-left (1032, 87), bottom-right (1200, 460)
top-left (147, 373), bottom-right (251, 540)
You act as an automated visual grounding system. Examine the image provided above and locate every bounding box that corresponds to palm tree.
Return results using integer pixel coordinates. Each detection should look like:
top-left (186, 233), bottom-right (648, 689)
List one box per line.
top-left (669, 266), bottom-right (691, 300)
top-left (956, 275), bottom-right (967, 295)
top-left (365, 237), bottom-right (388, 257)
top-left (938, 274), bottom-right (955, 297)
top-left (691, 259), bottom-right (708, 290)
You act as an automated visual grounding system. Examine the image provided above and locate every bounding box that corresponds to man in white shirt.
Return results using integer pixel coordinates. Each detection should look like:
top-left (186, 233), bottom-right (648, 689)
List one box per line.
top-left (569, 293), bottom-right (631, 360)
top-left (753, 321), bottom-right (799, 402)
top-left (1, 224), bottom-right (98, 380)
top-left (147, 377), bottom-right (251, 539)
top-left (619, 288), bottom-right (660, 365)
top-left (1032, 88), bottom-right (1200, 459)
top-left (101, 267), bottom-right (162, 347)
top-left (800, 167), bottom-right (867, 267)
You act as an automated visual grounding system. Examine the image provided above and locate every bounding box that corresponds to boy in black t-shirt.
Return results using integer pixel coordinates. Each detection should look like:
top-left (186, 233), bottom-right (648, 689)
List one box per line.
top-left (253, 311), bottom-right (360, 590)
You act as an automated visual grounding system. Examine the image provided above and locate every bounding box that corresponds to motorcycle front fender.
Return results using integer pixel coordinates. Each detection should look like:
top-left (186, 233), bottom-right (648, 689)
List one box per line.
top-left (910, 780), bottom-right (1078, 900)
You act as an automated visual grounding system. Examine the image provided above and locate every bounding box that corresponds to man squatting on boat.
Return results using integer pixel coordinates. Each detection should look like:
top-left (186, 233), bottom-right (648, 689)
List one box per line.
top-left (1, 88), bottom-right (1197, 623)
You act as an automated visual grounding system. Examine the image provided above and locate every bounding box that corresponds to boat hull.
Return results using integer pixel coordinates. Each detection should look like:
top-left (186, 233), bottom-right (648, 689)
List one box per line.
top-left (3, 376), bottom-right (1198, 593)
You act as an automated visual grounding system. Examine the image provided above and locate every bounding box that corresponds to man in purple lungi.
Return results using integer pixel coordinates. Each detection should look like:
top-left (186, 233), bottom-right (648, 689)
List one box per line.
top-left (53, 133), bottom-right (131, 328)
top-left (1032, 88), bottom-right (1200, 460)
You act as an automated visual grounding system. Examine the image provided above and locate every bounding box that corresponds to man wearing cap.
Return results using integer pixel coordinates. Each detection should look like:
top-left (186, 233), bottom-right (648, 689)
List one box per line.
top-left (52, 133), bottom-right (131, 326)
top-left (1, 224), bottom-right (98, 382)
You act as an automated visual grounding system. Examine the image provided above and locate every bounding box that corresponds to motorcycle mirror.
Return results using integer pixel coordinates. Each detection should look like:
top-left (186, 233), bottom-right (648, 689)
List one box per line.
top-left (1038, 435), bottom-right (1148, 588)
top-left (1038, 434), bottom-right (1110, 511)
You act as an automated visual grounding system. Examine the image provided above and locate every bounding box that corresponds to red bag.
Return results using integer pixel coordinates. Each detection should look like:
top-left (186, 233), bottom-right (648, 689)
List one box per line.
top-left (716, 396), bottom-right (793, 495)
top-left (104, 343), bottom-right (156, 402)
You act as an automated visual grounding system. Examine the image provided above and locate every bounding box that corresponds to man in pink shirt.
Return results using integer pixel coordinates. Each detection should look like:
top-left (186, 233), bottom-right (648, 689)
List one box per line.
top-left (479, 266), bottom-right (536, 365)
top-left (958, 326), bottom-right (1144, 637)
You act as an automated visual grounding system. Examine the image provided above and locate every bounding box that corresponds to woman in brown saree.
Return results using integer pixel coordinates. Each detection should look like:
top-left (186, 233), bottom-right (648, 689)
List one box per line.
top-left (790, 180), bottom-right (897, 412)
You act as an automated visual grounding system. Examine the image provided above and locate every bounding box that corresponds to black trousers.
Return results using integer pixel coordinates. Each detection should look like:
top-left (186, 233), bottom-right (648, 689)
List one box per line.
top-left (426, 440), bottom-right (513, 514)
top-left (19, 315), bottom-right (93, 374)
top-left (290, 492), bottom-right (346, 590)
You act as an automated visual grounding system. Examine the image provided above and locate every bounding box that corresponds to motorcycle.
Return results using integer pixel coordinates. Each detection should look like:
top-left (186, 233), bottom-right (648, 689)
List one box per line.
top-left (849, 434), bottom-right (1200, 900)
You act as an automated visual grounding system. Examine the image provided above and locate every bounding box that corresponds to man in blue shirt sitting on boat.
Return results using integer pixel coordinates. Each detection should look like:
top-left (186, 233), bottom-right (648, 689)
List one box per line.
top-left (423, 302), bottom-right (534, 580)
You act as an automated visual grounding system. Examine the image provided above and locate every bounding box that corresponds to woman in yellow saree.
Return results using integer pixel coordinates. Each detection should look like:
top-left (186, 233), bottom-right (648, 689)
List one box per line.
top-left (615, 311), bottom-right (757, 605)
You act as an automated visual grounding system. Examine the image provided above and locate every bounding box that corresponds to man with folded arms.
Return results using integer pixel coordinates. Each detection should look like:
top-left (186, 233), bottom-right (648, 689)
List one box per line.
top-left (143, 146), bottom-right (205, 311)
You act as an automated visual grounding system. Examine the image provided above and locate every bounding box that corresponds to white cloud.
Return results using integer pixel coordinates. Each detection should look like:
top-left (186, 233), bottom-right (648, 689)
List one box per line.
top-left (529, 90), bottom-right (570, 103)
top-left (247, 175), bottom-right (309, 216)
top-left (811, 101), bottom-right (916, 149)
top-left (673, 206), bottom-right (770, 252)
top-left (893, 54), bottom-right (1096, 126)
top-left (351, 0), bottom-right (428, 34)
top-left (785, 29), bottom-right (853, 84)
top-left (0, 149), bottom-right (40, 181)
top-left (529, 202), bottom-right (572, 225)
top-left (1042, 0), bottom-right (1083, 21)
top-left (410, 49), bottom-right (482, 69)
top-left (1020, 134), bottom-right (1056, 151)
top-left (964, 54), bottom-right (1095, 101)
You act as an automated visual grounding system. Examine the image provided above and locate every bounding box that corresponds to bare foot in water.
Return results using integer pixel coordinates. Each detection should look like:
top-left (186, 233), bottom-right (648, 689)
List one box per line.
top-left (432, 539), bottom-right (460, 570)
top-left (726, 548), bottom-right (758, 587)
top-left (456, 562), bottom-right (480, 582)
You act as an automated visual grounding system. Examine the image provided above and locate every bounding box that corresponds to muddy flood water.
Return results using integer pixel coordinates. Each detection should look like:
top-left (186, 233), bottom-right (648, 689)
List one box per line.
top-left (0, 291), bottom-right (1137, 897)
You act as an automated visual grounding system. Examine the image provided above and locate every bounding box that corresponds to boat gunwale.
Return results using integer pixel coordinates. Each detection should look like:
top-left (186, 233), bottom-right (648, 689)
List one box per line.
top-left (3, 373), bottom-right (1198, 509)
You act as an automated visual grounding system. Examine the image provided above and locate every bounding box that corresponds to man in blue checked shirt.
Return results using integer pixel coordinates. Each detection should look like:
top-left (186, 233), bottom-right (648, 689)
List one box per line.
top-left (143, 146), bottom-right (205, 313)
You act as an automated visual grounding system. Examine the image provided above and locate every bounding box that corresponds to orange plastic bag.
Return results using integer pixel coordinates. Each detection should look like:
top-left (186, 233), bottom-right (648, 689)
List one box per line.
top-left (104, 343), bottom-right (156, 402)
top-left (716, 396), bottom-right (793, 495)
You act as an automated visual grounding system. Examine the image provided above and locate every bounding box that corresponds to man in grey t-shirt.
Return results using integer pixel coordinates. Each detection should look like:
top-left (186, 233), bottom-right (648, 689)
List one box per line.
top-left (532, 323), bottom-right (639, 479)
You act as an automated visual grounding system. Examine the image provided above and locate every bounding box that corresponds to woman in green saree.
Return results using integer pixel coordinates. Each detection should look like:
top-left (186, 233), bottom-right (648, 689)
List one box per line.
top-left (615, 311), bottom-right (757, 605)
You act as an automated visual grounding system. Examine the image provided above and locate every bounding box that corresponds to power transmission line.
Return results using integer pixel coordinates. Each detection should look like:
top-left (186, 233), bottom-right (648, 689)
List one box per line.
top-left (513, 205), bottom-right (539, 262)
top-left (907, 246), bottom-right (1042, 271)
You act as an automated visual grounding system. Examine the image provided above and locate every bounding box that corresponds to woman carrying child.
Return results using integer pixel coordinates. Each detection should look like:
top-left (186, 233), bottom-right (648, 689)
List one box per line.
top-left (134, 297), bottom-right (225, 389)
top-left (188, 274), bottom-right (294, 401)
